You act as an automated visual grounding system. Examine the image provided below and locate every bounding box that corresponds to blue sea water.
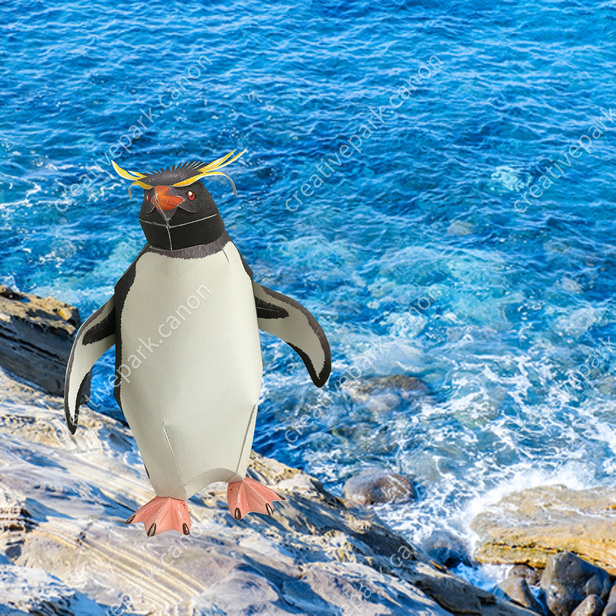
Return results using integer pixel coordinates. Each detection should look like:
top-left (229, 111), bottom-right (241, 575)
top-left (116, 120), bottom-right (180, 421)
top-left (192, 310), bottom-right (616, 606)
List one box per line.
top-left (2, 0), bottom-right (616, 579)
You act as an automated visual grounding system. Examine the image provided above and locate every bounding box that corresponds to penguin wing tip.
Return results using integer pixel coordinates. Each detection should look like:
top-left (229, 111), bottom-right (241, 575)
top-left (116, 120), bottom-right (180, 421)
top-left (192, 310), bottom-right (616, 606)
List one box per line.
top-left (64, 403), bottom-right (78, 434)
top-left (314, 366), bottom-right (331, 388)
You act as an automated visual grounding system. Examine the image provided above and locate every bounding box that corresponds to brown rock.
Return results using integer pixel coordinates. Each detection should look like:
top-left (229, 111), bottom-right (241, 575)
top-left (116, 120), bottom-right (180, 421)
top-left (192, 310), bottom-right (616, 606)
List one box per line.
top-left (471, 485), bottom-right (616, 574)
top-left (571, 595), bottom-right (603, 616)
top-left (0, 285), bottom-right (84, 397)
top-left (341, 374), bottom-right (432, 413)
top-left (603, 584), bottom-right (616, 616)
top-left (496, 576), bottom-right (544, 614)
top-left (343, 468), bottom-right (416, 506)
top-left (346, 374), bottom-right (431, 395)
top-left (509, 564), bottom-right (542, 587)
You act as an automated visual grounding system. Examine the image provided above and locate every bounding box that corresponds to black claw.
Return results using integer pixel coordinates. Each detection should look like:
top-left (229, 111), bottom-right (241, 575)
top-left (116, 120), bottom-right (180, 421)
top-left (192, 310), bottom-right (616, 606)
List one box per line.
top-left (125, 515), bottom-right (135, 524)
top-left (147, 523), bottom-right (157, 537)
top-left (278, 493), bottom-right (286, 501)
top-left (183, 523), bottom-right (190, 535)
top-left (234, 507), bottom-right (242, 520)
top-left (266, 503), bottom-right (273, 515)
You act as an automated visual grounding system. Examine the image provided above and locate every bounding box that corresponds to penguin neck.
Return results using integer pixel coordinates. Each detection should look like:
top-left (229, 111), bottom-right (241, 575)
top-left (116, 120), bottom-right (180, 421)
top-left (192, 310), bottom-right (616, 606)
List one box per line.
top-left (139, 213), bottom-right (226, 251)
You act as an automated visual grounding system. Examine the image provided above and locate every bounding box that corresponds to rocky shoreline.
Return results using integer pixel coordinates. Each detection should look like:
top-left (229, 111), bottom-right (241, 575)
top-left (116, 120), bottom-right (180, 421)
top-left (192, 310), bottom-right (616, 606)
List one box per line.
top-left (471, 484), bottom-right (616, 615)
top-left (472, 484), bottom-right (616, 575)
top-left (0, 367), bottom-right (539, 616)
top-left (0, 286), bottom-right (614, 615)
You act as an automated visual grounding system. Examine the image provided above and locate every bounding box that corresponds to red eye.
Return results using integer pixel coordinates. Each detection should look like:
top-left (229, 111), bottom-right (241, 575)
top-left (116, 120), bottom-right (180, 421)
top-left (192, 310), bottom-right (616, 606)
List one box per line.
top-left (187, 190), bottom-right (195, 201)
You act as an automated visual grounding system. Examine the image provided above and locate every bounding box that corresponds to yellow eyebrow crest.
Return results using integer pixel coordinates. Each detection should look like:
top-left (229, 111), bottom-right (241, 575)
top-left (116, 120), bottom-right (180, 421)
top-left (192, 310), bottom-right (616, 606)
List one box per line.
top-left (170, 150), bottom-right (245, 194)
top-left (111, 160), bottom-right (147, 180)
top-left (110, 151), bottom-right (245, 198)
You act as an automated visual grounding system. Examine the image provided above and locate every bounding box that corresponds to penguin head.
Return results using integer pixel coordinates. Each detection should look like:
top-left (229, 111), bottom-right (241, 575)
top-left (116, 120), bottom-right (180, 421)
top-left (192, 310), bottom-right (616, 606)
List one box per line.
top-left (137, 180), bottom-right (222, 251)
top-left (111, 151), bottom-right (244, 251)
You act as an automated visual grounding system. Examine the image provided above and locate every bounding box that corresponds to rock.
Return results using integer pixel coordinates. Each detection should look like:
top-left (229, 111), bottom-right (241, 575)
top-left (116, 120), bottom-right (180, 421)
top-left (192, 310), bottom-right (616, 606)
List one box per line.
top-left (570, 595), bottom-right (603, 616)
top-left (471, 485), bottom-right (616, 574)
top-left (0, 563), bottom-right (106, 615)
top-left (405, 561), bottom-right (483, 614)
top-left (0, 368), bottom-right (540, 615)
top-left (281, 563), bottom-right (458, 616)
top-left (447, 220), bottom-right (474, 236)
top-left (603, 585), bottom-right (616, 616)
top-left (343, 468), bottom-right (416, 506)
top-left (509, 564), bottom-right (542, 588)
top-left (540, 552), bottom-right (610, 616)
top-left (423, 530), bottom-right (473, 569)
top-left (496, 576), bottom-right (545, 614)
top-left (0, 486), bottom-right (36, 562)
top-left (0, 285), bottom-right (84, 397)
top-left (341, 374), bottom-right (432, 413)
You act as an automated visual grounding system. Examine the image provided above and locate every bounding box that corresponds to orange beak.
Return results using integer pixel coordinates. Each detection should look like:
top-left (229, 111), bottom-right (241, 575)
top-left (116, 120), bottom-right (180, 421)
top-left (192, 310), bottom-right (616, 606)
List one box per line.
top-left (153, 185), bottom-right (184, 211)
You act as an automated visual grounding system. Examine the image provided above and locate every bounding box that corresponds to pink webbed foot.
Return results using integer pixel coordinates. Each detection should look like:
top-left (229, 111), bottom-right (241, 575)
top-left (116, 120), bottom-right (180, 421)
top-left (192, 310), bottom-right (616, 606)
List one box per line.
top-left (227, 476), bottom-right (285, 520)
top-left (126, 496), bottom-right (191, 537)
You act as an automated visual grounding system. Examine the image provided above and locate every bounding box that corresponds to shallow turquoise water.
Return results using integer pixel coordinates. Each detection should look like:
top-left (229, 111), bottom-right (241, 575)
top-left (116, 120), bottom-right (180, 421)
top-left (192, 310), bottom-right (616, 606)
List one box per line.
top-left (2, 0), bottom-right (616, 557)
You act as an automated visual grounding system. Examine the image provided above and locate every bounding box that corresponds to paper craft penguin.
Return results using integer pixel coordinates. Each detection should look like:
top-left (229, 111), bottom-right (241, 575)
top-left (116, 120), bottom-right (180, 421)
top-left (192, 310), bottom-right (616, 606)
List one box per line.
top-left (64, 151), bottom-right (331, 537)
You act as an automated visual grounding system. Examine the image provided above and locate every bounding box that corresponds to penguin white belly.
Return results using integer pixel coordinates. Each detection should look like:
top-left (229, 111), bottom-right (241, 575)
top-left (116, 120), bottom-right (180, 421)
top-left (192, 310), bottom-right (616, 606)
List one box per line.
top-left (117, 242), bottom-right (262, 500)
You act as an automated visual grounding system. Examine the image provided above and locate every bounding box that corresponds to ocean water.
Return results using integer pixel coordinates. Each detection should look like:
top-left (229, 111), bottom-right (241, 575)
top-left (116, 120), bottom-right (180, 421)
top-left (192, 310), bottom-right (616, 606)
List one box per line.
top-left (2, 0), bottom-right (616, 580)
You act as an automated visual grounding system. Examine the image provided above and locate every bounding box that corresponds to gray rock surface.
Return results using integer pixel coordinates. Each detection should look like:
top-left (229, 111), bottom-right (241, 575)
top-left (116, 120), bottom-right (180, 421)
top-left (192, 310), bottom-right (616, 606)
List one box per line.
top-left (496, 576), bottom-right (544, 614)
top-left (540, 552), bottom-right (610, 616)
top-left (0, 563), bottom-right (106, 615)
top-left (570, 595), bottom-right (603, 616)
top-left (0, 367), bottom-right (540, 616)
top-left (343, 468), bottom-right (416, 506)
top-left (603, 585), bottom-right (616, 616)
top-left (0, 285), bottom-right (84, 397)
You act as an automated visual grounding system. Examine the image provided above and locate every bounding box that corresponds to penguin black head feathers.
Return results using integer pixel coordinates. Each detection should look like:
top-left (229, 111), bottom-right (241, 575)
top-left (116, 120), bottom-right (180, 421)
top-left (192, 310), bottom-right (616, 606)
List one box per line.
top-left (111, 150), bottom-right (245, 251)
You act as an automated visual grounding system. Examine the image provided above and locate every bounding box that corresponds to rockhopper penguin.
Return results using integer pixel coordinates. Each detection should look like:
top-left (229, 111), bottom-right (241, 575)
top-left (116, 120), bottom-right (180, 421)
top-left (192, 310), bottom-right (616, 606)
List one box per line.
top-left (64, 150), bottom-right (331, 537)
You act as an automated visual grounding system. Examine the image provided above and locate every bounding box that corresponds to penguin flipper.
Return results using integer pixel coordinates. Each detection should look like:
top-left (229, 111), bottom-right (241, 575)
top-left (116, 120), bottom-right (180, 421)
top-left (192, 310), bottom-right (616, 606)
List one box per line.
top-left (253, 282), bottom-right (331, 387)
top-left (64, 297), bottom-right (116, 433)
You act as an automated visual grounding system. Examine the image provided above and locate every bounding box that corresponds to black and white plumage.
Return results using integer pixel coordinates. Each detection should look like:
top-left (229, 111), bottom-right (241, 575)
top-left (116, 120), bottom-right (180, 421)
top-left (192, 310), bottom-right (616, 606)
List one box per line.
top-left (64, 151), bottom-right (331, 536)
